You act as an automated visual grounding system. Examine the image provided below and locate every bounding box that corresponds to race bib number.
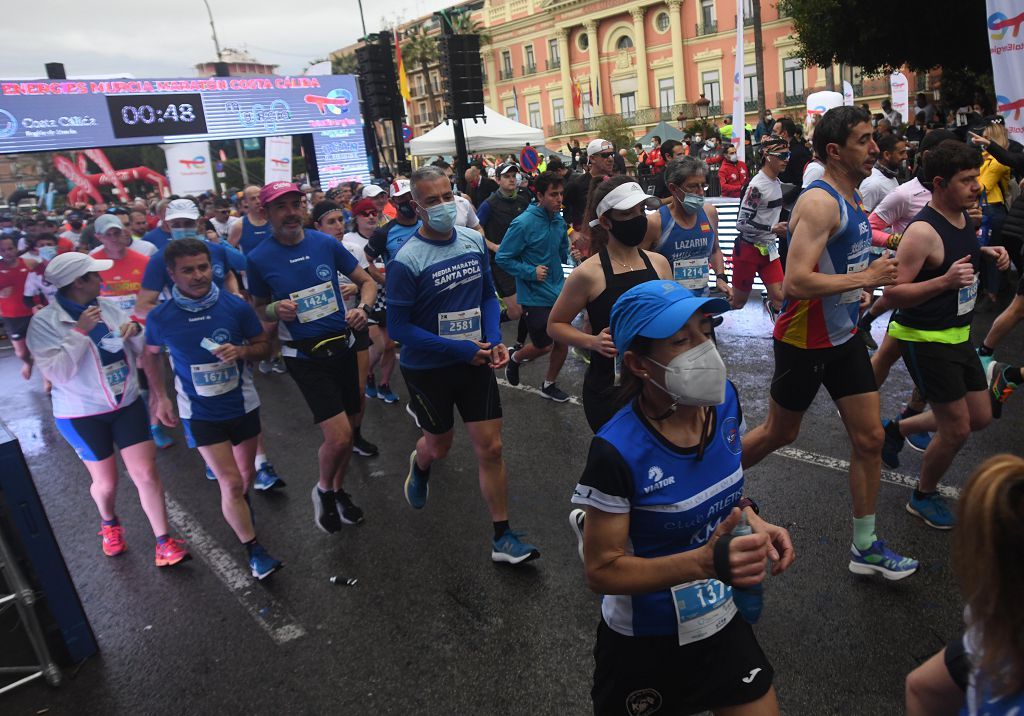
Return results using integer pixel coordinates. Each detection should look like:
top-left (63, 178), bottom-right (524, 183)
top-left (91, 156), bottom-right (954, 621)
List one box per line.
top-left (111, 294), bottom-right (137, 312)
top-left (438, 308), bottom-right (482, 342)
top-left (290, 281), bottom-right (339, 323)
top-left (190, 361), bottom-right (240, 397)
top-left (957, 274), bottom-right (979, 316)
top-left (673, 258), bottom-right (710, 291)
top-left (839, 254), bottom-right (870, 305)
top-left (102, 360), bottom-right (129, 397)
top-left (670, 579), bottom-right (737, 646)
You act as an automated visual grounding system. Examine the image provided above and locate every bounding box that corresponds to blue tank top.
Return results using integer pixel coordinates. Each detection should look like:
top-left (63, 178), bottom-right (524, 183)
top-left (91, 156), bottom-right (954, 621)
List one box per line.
top-left (655, 204), bottom-right (716, 296)
top-left (239, 216), bottom-right (273, 255)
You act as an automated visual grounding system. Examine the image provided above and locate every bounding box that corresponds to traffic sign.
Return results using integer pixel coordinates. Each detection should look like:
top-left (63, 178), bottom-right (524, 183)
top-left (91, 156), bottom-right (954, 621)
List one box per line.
top-left (519, 145), bottom-right (539, 173)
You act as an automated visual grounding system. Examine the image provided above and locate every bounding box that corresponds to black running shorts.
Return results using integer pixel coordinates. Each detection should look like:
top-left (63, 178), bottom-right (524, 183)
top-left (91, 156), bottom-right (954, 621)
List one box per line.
top-left (521, 305), bottom-right (555, 350)
top-left (285, 349), bottom-right (362, 424)
top-left (898, 340), bottom-right (987, 404)
top-left (183, 408), bottom-right (261, 449)
top-left (770, 335), bottom-right (877, 412)
top-left (401, 362), bottom-right (502, 434)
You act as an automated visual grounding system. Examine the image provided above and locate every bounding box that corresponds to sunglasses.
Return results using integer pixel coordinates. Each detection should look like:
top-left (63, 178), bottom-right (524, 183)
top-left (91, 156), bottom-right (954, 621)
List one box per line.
top-left (357, 210), bottom-right (380, 218)
top-left (595, 152), bottom-right (615, 159)
top-left (768, 152), bottom-right (791, 161)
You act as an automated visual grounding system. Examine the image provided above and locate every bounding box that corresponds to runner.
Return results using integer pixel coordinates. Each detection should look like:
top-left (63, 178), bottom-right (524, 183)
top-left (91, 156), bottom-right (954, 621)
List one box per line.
top-left (495, 171), bottom-right (571, 402)
top-left (312, 198), bottom-right (381, 457)
top-left (730, 135), bottom-right (790, 319)
top-left (387, 166), bottom-right (539, 565)
top-left (141, 198), bottom-right (173, 252)
top-left (563, 138), bottom-right (616, 235)
top-left (570, 280), bottom-right (794, 716)
top-left (247, 181), bottom-right (378, 533)
top-left (547, 177), bottom-right (672, 432)
top-left (645, 156), bottom-right (732, 301)
top-left (859, 133), bottom-right (907, 213)
top-left (879, 139), bottom-right (1009, 528)
top-left (741, 106), bottom-right (918, 579)
top-left (364, 179), bottom-right (422, 404)
top-left (22, 234), bottom-right (59, 309)
top-left (0, 234), bottom-right (37, 379)
top-left (142, 239), bottom-right (282, 580)
top-left (25, 252), bottom-right (189, 567)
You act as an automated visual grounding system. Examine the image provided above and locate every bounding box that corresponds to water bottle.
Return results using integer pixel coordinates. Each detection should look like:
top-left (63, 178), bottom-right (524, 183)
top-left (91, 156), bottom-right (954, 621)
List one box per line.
top-left (730, 512), bottom-right (764, 624)
top-left (978, 190), bottom-right (991, 247)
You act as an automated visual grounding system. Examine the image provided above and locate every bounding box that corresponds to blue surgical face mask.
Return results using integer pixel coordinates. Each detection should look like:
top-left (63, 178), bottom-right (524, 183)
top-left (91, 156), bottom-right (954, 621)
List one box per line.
top-left (171, 227), bottom-right (198, 241)
top-left (425, 201), bottom-right (457, 234)
top-left (674, 190), bottom-right (704, 216)
top-left (37, 245), bottom-right (57, 261)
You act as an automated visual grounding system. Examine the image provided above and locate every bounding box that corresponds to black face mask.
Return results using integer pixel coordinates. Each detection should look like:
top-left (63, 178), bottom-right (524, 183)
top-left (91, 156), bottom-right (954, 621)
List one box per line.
top-left (608, 214), bottom-right (647, 247)
top-left (396, 202), bottom-right (417, 219)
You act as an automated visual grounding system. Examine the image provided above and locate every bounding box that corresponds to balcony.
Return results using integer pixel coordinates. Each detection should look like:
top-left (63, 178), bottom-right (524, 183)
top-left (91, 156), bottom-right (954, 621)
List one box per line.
top-left (499, 68), bottom-right (514, 81)
top-left (735, 14), bottom-right (755, 27)
top-left (545, 58), bottom-right (561, 71)
top-left (522, 63), bottom-right (537, 76)
top-left (696, 21), bottom-right (718, 36)
top-left (776, 89), bottom-right (808, 107)
top-left (744, 99), bottom-right (760, 112)
top-left (547, 102), bottom-right (694, 137)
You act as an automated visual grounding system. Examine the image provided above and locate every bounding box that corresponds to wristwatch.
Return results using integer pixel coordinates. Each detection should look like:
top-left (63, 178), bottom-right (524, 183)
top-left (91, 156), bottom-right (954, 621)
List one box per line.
top-left (358, 303), bottom-right (372, 314)
top-left (737, 497), bottom-right (759, 515)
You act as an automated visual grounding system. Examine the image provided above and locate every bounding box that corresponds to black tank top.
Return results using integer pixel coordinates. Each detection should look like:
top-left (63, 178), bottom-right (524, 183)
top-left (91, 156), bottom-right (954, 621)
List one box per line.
top-left (894, 205), bottom-right (980, 332)
top-left (584, 249), bottom-right (658, 390)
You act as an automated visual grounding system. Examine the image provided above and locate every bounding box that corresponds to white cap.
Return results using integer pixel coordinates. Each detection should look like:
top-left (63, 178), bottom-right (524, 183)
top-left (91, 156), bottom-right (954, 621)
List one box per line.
top-left (588, 182), bottom-right (661, 227)
top-left (586, 138), bottom-right (614, 156)
top-left (44, 252), bottom-right (113, 288)
top-left (94, 214), bottom-right (123, 236)
top-left (164, 198), bottom-right (200, 222)
top-left (361, 184), bottom-right (386, 199)
top-left (389, 179), bottom-right (411, 197)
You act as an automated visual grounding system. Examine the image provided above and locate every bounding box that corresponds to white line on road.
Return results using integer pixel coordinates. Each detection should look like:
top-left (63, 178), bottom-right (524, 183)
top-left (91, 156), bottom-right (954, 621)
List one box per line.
top-left (494, 379), bottom-right (961, 499)
top-left (164, 495), bottom-right (307, 645)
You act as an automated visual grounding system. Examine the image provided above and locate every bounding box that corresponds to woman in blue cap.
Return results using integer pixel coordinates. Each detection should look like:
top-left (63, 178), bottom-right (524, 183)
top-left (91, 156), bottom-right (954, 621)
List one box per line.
top-left (570, 279), bottom-right (795, 716)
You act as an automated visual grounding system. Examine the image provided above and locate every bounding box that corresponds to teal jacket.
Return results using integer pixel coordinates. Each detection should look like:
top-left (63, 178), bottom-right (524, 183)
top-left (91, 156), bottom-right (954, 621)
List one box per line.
top-left (495, 202), bottom-right (568, 307)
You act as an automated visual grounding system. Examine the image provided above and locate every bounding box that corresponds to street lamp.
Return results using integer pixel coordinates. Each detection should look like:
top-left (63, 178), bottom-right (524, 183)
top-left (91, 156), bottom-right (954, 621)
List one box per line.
top-left (695, 93), bottom-right (711, 120)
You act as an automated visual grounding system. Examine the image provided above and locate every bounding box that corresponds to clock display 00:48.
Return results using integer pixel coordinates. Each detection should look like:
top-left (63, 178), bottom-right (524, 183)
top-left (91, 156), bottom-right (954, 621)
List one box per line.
top-left (105, 93), bottom-right (208, 139)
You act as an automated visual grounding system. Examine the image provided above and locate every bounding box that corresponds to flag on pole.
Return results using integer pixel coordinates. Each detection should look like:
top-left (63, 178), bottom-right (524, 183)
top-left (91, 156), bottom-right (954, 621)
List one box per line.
top-left (395, 33), bottom-right (411, 103)
top-left (593, 76), bottom-right (600, 109)
top-left (512, 85), bottom-right (520, 121)
top-left (572, 79), bottom-right (582, 111)
top-left (731, 0), bottom-right (746, 164)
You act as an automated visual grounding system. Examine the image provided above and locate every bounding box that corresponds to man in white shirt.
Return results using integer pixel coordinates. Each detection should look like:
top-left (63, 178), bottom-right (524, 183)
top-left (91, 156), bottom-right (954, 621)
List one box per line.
top-left (859, 134), bottom-right (907, 212)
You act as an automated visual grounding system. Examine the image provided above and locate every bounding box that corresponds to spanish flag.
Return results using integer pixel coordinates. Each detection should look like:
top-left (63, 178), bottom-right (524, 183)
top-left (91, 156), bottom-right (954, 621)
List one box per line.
top-left (395, 33), bottom-right (411, 103)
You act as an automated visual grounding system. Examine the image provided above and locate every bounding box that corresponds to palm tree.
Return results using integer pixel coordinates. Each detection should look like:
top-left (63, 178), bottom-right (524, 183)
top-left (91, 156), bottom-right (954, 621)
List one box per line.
top-left (450, 13), bottom-right (491, 46)
top-left (403, 26), bottom-right (440, 126)
top-left (330, 53), bottom-right (359, 75)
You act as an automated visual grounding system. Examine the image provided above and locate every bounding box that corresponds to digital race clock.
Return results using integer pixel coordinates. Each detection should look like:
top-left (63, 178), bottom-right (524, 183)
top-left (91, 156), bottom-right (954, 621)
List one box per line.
top-left (105, 93), bottom-right (208, 139)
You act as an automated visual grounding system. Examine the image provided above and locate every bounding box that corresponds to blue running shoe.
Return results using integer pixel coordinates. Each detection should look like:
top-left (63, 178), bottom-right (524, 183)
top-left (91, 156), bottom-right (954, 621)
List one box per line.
top-left (404, 450), bottom-right (429, 509)
top-left (150, 424), bottom-right (174, 450)
top-left (491, 529), bottom-right (540, 565)
top-left (248, 543), bottom-right (282, 581)
top-left (254, 463), bottom-right (285, 491)
top-left (365, 374), bottom-right (378, 399)
top-left (205, 464), bottom-right (217, 481)
top-left (881, 419), bottom-right (904, 469)
top-left (906, 491), bottom-right (955, 530)
top-left (848, 539), bottom-right (918, 580)
top-left (976, 347), bottom-right (993, 373)
top-left (377, 383), bottom-right (399, 404)
top-left (906, 431), bottom-right (933, 452)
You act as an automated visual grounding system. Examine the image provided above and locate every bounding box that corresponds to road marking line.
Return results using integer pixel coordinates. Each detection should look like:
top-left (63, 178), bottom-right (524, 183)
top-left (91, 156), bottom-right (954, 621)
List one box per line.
top-left (164, 495), bottom-right (307, 645)
top-left (494, 380), bottom-right (961, 498)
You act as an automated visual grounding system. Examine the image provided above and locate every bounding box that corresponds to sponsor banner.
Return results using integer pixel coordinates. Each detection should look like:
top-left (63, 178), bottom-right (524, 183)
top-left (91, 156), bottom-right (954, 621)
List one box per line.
top-left (162, 141), bottom-right (214, 195)
top-left (731, 0), bottom-right (745, 164)
top-left (806, 91), bottom-right (843, 128)
top-left (264, 135), bottom-right (293, 183)
top-left (890, 72), bottom-right (909, 128)
top-left (843, 81), bottom-right (854, 107)
top-left (987, 1), bottom-right (1024, 138)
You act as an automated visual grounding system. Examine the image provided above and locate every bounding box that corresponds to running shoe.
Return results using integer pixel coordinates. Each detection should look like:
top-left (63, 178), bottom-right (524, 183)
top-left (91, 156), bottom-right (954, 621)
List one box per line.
top-left (271, 357), bottom-right (287, 374)
top-left (906, 491), bottom-right (956, 530)
top-left (205, 464), bottom-right (217, 481)
top-left (881, 419), bottom-right (905, 469)
top-left (248, 543), bottom-right (283, 581)
top-left (377, 383), bottom-right (399, 404)
top-left (99, 523), bottom-right (126, 557)
top-left (154, 538), bottom-right (190, 567)
top-left (762, 295), bottom-right (781, 323)
top-left (405, 402), bottom-right (422, 429)
top-left (987, 361), bottom-right (1019, 420)
top-left (150, 424), bottom-right (174, 450)
top-left (848, 539), bottom-right (918, 580)
top-left (404, 450), bottom-right (429, 509)
top-left (540, 383), bottom-right (570, 403)
top-left (571, 347), bottom-right (591, 365)
top-left (258, 359), bottom-right (273, 374)
top-left (365, 374), bottom-right (378, 399)
top-left (353, 434), bottom-right (380, 457)
top-left (505, 349), bottom-right (521, 386)
top-left (906, 431), bottom-right (933, 452)
top-left (311, 485), bottom-right (342, 534)
top-left (491, 530), bottom-right (540, 565)
top-left (254, 463), bottom-right (286, 491)
top-left (976, 347), bottom-right (994, 373)
top-left (336, 490), bottom-right (365, 525)
top-left (569, 509), bottom-right (585, 563)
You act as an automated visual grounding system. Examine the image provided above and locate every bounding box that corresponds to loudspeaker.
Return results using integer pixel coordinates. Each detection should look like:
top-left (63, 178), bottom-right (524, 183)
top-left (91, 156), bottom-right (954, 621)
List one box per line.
top-left (439, 34), bottom-right (484, 119)
top-left (356, 35), bottom-right (404, 123)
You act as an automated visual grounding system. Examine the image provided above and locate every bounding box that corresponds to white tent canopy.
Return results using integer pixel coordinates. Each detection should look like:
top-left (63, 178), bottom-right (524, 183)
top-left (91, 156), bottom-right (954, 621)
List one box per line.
top-left (408, 107), bottom-right (546, 157)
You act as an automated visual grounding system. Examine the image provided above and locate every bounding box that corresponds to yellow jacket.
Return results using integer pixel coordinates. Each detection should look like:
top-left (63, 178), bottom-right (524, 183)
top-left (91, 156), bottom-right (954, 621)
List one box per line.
top-left (980, 151), bottom-right (1011, 205)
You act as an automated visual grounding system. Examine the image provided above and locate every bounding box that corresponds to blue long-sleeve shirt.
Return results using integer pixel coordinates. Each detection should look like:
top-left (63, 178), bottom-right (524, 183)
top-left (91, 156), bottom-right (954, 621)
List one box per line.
top-left (494, 203), bottom-right (568, 307)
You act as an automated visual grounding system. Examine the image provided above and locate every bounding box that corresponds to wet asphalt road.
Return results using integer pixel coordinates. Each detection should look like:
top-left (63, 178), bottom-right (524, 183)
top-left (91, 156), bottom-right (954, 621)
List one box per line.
top-left (0, 300), bottom-right (1021, 716)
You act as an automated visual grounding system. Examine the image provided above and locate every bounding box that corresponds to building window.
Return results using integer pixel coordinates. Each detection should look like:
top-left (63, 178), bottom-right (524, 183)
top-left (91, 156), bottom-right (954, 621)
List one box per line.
top-left (783, 57), bottom-right (804, 98)
top-left (616, 35), bottom-right (634, 50)
top-left (701, 70), bottom-right (721, 107)
top-left (418, 101), bottom-right (427, 123)
top-left (700, 0), bottom-right (715, 28)
top-left (552, 98), bottom-right (565, 124)
top-left (655, 12), bottom-right (670, 32)
top-left (658, 78), bottom-right (675, 109)
top-left (414, 74), bottom-right (425, 97)
top-left (505, 103), bottom-right (518, 120)
top-left (744, 64), bottom-right (757, 100)
top-left (430, 72), bottom-right (440, 93)
top-left (582, 91), bottom-right (593, 119)
top-left (527, 102), bottom-right (542, 128)
top-left (578, 32), bottom-right (589, 51)
top-left (525, 45), bottom-right (535, 70)
top-left (743, 0), bottom-right (754, 18)
top-left (548, 38), bottom-right (559, 65)
top-left (620, 92), bottom-right (637, 118)
top-left (502, 50), bottom-right (512, 75)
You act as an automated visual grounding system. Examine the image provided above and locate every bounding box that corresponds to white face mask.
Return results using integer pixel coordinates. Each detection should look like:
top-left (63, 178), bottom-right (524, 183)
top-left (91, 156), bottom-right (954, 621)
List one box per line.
top-left (646, 341), bottom-right (726, 407)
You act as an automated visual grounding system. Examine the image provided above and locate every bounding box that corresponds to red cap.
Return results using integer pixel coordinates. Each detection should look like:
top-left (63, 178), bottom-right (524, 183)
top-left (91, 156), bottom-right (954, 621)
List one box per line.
top-left (352, 198), bottom-right (377, 215)
top-left (259, 181), bottom-right (304, 206)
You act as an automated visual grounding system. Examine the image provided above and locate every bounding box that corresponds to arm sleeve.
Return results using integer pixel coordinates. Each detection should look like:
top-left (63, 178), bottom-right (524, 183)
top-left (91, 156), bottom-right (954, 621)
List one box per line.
top-left (985, 141), bottom-right (1024, 174)
top-left (385, 261), bottom-right (481, 364)
top-left (365, 227), bottom-right (388, 261)
top-left (479, 252), bottom-right (502, 346)
top-left (494, 221), bottom-right (535, 279)
top-left (140, 253), bottom-right (168, 292)
top-left (570, 437), bottom-right (634, 513)
top-left (26, 319), bottom-right (93, 385)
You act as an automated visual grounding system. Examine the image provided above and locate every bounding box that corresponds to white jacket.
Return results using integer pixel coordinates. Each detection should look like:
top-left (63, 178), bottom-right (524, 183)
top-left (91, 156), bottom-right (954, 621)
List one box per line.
top-left (26, 297), bottom-right (145, 418)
